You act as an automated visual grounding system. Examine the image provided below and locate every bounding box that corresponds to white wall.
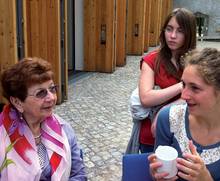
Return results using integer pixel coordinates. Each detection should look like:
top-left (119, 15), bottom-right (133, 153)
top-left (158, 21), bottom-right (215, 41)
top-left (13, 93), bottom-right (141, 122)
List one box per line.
top-left (75, 0), bottom-right (84, 70)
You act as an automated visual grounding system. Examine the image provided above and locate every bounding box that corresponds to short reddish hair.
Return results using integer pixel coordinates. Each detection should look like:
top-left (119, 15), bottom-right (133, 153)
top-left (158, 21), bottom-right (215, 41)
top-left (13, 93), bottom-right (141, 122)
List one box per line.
top-left (1, 57), bottom-right (53, 102)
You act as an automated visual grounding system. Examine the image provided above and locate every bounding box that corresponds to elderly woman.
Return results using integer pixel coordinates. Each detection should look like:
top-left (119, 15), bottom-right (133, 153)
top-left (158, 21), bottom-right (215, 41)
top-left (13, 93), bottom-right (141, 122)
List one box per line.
top-left (148, 48), bottom-right (220, 181)
top-left (0, 57), bottom-right (87, 180)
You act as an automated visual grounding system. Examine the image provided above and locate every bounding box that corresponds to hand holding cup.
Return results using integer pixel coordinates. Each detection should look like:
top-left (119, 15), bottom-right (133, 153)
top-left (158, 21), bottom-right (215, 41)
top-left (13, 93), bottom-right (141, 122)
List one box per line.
top-left (155, 145), bottom-right (178, 179)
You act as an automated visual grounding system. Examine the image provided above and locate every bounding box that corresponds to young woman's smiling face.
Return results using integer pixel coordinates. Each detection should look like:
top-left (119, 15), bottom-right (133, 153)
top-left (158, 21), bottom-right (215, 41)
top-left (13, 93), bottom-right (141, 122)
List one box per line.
top-left (181, 65), bottom-right (220, 117)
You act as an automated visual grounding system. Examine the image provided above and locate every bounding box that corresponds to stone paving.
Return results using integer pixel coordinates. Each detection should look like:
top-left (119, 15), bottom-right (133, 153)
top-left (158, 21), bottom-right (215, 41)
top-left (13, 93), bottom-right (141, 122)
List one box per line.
top-left (54, 41), bottom-right (220, 181)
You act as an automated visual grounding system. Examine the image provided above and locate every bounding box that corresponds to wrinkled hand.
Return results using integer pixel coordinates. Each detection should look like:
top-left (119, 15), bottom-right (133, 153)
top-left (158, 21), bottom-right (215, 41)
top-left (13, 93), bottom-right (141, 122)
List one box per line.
top-left (176, 140), bottom-right (213, 181)
top-left (148, 153), bottom-right (178, 181)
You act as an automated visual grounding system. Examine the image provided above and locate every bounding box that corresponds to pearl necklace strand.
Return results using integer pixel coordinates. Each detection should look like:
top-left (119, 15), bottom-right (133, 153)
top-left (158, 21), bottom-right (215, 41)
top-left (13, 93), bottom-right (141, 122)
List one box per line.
top-left (34, 134), bottom-right (42, 139)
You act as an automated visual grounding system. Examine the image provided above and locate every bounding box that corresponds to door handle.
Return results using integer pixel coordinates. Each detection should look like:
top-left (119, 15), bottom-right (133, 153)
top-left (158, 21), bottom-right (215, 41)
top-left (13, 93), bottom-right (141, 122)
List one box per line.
top-left (100, 24), bottom-right (106, 44)
top-left (134, 24), bottom-right (139, 37)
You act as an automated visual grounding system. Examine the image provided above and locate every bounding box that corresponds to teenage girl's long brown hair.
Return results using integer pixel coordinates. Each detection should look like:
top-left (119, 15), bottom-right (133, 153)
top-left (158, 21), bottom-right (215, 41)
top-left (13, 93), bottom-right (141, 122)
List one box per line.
top-left (155, 8), bottom-right (197, 80)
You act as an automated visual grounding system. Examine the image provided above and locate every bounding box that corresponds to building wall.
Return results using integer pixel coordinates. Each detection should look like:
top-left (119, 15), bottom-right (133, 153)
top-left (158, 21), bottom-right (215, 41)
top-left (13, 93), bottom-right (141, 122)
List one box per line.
top-left (75, 0), bottom-right (84, 70)
top-left (173, 0), bottom-right (220, 38)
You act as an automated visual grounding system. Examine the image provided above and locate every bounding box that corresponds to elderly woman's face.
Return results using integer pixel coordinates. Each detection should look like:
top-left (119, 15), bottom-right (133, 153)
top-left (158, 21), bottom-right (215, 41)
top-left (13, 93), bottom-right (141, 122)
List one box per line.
top-left (21, 80), bottom-right (57, 122)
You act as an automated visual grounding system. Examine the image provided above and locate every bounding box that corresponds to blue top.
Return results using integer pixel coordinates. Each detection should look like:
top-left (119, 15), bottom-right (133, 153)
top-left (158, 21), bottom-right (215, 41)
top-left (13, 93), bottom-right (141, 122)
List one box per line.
top-left (40, 118), bottom-right (87, 181)
top-left (155, 103), bottom-right (220, 181)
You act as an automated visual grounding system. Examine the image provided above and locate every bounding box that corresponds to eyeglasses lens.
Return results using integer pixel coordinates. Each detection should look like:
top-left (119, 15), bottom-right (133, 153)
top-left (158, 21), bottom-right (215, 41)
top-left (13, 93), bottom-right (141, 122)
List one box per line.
top-left (35, 85), bottom-right (58, 99)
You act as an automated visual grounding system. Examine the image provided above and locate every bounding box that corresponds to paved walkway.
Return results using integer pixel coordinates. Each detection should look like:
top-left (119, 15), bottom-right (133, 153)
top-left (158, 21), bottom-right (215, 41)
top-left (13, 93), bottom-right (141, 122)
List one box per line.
top-left (54, 41), bottom-right (220, 181)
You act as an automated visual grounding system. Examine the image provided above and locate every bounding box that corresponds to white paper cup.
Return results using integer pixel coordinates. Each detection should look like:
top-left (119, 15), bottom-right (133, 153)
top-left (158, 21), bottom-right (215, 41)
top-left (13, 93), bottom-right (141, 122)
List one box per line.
top-left (155, 145), bottom-right (178, 179)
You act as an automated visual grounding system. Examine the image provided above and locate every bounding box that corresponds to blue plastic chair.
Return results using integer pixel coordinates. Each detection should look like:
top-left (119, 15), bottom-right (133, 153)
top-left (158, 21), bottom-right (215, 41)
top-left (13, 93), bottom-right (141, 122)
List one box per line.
top-left (122, 153), bottom-right (153, 181)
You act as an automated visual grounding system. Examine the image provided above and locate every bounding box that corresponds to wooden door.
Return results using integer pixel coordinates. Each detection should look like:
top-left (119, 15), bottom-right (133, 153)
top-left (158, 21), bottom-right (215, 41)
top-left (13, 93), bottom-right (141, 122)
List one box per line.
top-left (23, 0), bottom-right (67, 104)
top-left (0, 0), bottom-right (18, 103)
top-left (116, 0), bottom-right (127, 66)
top-left (126, 0), bottom-right (146, 55)
top-left (144, 0), bottom-right (152, 52)
top-left (84, 0), bottom-right (116, 73)
top-left (149, 0), bottom-right (161, 46)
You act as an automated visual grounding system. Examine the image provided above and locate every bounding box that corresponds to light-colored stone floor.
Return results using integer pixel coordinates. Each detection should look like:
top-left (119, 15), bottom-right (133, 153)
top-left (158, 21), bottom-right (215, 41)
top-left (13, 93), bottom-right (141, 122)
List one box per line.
top-left (197, 40), bottom-right (220, 49)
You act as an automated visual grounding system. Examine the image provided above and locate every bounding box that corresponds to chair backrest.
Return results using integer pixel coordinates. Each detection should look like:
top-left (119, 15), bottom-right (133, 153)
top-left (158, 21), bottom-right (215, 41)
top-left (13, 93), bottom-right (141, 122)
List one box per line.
top-left (122, 153), bottom-right (153, 181)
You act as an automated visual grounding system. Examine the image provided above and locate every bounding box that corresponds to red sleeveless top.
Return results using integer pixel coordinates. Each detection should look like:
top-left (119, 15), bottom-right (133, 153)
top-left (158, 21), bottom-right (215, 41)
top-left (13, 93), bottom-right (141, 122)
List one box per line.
top-left (139, 51), bottom-right (181, 145)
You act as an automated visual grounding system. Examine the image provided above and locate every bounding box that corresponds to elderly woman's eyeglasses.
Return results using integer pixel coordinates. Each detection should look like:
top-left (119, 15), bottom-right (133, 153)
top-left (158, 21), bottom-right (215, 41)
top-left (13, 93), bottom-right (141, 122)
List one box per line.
top-left (28, 85), bottom-right (58, 99)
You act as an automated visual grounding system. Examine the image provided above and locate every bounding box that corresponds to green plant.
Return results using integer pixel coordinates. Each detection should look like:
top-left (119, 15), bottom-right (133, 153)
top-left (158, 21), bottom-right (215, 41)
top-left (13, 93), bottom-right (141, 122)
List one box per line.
top-left (0, 139), bottom-right (18, 173)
